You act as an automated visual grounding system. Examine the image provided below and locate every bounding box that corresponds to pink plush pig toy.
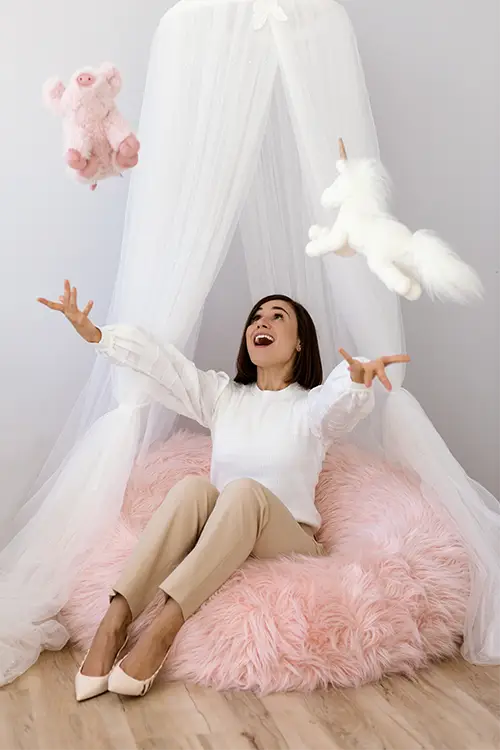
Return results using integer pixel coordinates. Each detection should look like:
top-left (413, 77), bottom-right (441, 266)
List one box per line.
top-left (43, 63), bottom-right (140, 191)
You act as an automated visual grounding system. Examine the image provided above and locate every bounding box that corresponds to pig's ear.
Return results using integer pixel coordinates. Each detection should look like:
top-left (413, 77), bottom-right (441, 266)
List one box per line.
top-left (99, 62), bottom-right (122, 96)
top-left (43, 77), bottom-right (65, 114)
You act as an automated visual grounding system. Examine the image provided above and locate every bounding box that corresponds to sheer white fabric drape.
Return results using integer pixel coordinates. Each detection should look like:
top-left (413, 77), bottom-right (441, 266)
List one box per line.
top-left (271, 0), bottom-right (499, 663)
top-left (383, 392), bottom-right (500, 664)
top-left (0, 0), bottom-right (277, 685)
top-left (0, 0), bottom-right (498, 686)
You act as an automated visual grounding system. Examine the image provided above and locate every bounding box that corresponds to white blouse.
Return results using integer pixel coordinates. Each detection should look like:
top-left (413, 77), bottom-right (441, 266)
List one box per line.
top-left (95, 325), bottom-right (374, 529)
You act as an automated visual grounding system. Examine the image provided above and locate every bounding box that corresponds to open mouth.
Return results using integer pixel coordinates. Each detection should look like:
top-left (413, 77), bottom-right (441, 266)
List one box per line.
top-left (253, 333), bottom-right (275, 348)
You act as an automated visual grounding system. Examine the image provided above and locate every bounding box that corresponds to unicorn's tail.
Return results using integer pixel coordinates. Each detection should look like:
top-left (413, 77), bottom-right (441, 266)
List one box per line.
top-left (408, 230), bottom-right (483, 303)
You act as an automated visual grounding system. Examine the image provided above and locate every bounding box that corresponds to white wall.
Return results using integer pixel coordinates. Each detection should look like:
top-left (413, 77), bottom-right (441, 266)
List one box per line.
top-left (0, 0), bottom-right (172, 507)
top-left (347, 0), bottom-right (499, 495)
top-left (1, 0), bottom-right (498, 512)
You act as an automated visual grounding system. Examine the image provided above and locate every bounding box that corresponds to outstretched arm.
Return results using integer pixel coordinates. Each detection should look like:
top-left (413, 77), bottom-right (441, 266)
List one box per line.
top-left (95, 325), bottom-right (229, 427)
top-left (38, 280), bottom-right (229, 428)
top-left (307, 348), bottom-right (410, 441)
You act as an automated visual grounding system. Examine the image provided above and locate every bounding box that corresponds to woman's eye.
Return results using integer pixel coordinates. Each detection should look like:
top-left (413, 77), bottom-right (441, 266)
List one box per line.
top-left (274, 313), bottom-right (284, 320)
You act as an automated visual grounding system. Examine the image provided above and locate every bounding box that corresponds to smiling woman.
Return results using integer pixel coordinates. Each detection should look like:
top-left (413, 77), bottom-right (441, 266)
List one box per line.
top-left (235, 294), bottom-right (323, 390)
top-left (37, 281), bottom-right (409, 701)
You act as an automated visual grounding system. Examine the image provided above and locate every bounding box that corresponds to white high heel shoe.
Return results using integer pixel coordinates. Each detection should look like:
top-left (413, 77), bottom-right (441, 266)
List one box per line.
top-left (108, 651), bottom-right (169, 697)
top-left (75, 635), bottom-right (129, 702)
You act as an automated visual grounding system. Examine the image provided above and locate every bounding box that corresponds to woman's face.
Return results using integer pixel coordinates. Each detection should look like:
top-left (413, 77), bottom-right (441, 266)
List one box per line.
top-left (246, 299), bottom-right (300, 370)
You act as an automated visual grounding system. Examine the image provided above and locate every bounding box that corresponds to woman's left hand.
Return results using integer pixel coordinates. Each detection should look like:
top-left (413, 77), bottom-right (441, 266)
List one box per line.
top-left (339, 348), bottom-right (410, 391)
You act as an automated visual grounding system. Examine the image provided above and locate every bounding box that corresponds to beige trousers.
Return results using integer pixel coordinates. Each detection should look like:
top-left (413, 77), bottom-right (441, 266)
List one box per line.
top-left (113, 476), bottom-right (324, 621)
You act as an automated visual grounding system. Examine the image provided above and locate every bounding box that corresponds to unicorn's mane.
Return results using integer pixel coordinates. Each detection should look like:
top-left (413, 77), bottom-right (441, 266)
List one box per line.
top-left (342, 158), bottom-right (391, 213)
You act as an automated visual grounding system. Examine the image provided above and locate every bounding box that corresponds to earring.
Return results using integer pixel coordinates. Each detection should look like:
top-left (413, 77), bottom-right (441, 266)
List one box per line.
top-left (297, 343), bottom-right (302, 352)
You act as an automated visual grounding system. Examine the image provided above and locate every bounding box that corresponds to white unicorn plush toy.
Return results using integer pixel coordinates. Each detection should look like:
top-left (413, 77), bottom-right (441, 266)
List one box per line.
top-left (306, 139), bottom-right (482, 302)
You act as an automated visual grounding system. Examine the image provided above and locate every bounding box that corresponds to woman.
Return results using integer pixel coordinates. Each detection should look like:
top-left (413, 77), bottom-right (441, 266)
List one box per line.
top-left (38, 280), bottom-right (409, 700)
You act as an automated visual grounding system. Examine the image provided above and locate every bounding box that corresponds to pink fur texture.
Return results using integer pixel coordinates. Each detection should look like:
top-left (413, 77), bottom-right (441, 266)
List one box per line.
top-left (61, 431), bottom-right (469, 694)
top-left (43, 62), bottom-right (140, 189)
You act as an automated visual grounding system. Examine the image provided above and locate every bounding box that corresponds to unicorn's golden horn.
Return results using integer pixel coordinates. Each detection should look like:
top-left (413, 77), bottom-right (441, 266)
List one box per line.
top-left (338, 137), bottom-right (348, 160)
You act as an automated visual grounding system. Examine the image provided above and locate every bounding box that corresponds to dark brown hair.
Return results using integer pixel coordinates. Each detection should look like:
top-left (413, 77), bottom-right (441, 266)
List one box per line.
top-left (234, 295), bottom-right (323, 390)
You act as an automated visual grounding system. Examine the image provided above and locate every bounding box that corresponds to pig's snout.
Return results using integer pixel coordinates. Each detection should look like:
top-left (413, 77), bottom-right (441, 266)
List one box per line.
top-left (77, 73), bottom-right (96, 88)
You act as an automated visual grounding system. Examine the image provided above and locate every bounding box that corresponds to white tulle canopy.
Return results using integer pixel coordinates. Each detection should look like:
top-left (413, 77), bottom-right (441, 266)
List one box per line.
top-left (1, 0), bottom-right (498, 686)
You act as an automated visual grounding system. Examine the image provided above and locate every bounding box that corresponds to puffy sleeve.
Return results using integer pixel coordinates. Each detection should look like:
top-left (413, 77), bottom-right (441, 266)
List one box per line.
top-left (94, 324), bottom-right (230, 429)
top-left (307, 358), bottom-right (375, 442)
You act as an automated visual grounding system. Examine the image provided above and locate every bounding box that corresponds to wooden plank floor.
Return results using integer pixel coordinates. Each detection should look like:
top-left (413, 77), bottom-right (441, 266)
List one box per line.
top-left (0, 648), bottom-right (498, 750)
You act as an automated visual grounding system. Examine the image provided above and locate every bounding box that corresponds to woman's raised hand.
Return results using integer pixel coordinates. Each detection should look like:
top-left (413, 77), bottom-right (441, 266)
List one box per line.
top-left (38, 280), bottom-right (102, 343)
top-left (339, 348), bottom-right (410, 391)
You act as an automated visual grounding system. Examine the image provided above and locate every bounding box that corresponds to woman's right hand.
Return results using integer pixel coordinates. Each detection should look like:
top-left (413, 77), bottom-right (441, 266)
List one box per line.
top-left (38, 279), bottom-right (102, 343)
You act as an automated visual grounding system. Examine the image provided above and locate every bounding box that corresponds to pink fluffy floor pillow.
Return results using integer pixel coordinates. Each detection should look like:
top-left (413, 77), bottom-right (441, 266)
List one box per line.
top-left (61, 431), bottom-right (469, 694)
